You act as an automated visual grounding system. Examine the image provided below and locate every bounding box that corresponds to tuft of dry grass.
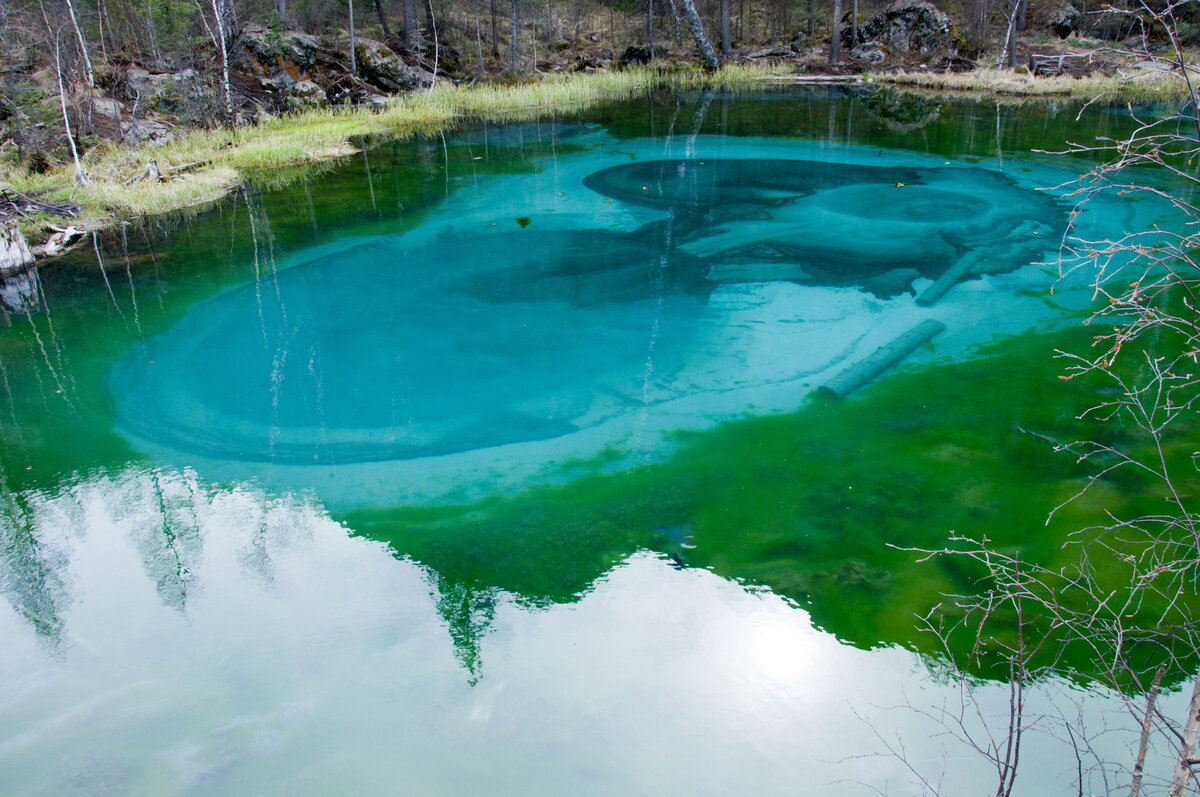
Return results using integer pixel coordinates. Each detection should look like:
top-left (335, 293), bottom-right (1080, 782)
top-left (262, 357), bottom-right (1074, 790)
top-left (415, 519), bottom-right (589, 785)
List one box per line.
top-left (868, 65), bottom-right (1192, 100)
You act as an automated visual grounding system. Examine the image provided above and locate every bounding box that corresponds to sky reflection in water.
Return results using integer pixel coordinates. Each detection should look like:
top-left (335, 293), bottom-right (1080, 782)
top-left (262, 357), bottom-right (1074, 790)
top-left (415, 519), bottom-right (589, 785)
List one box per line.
top-left (0, 468), bottom-right (1171, 795)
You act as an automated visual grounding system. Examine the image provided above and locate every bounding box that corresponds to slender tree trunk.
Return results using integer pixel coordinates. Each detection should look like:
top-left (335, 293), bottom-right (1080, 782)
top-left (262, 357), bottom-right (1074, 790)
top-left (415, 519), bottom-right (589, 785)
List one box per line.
top-left (276, 0), bottom-right (289, 26)
top-left (1130, 664), bottom-right (1167, 797)
top-left (53, 34), bottom-right (86, 185)
top-left (1169, 667), bottom-right (1200, 797)
top-left (999, 0), bottom-right (1018, 69)
top-left (423, 0), bottom-right (439, 47)
top-left (806, 0), bottom-right (814, 41)
top-left (210, 0), bottom-right (234, 121)
top-left (829, 0), bottom-right (841, 61)
top-left (490, 0), bottom-right (499, 56)
top-left (510, 0), bottom-right (519, 69)
top-left (62, 0), bottom-right (95, 91)
top-left (404, 0), bottom-right (417, 50)
top-left (427, 0), bottom-right (439, 84)
top-left (850, 0), bottom-right (857, 48)
top-left (95, 0), bottom-right (109, 62)
top-left (666, 0), bottom-right (683, 45)
top-left (474, 0), bottom-right (485, 74)
top-left (720, 0), bottom-right (729, 54)
top-left (373, 0), bottom-right (392, 36)
top-left (678, 0), bottom-right (718, 68)
top-left (651, 0), bottom-right (658, 53)
top-left (349, 0), bottom-right (358, 75)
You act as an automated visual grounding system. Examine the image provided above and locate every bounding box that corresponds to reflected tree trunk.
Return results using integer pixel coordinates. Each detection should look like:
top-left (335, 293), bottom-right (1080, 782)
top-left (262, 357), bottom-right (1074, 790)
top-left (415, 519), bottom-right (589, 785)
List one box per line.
top-left (1169, 669), bottom-right (1200, 797)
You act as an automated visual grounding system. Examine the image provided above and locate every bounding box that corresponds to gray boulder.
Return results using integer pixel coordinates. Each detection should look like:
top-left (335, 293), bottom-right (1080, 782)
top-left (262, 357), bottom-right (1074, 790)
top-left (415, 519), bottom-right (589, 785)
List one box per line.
top-left (850, 42), bottom-right (888, 63)
top-left (287, 79), bottom-right (328, 109)
top-left (121, 118), bottom-right (174, 146)
top-left (242, 23), bottom-right (326, 70)
top-left (124, 68), bottom-right (201, 113)
top-left (857, 0), bottom-right (963, 56)
top-left (353, 38), bottom-right (428, 91)
top-left (1049, 4), bottom-right (1080, 39)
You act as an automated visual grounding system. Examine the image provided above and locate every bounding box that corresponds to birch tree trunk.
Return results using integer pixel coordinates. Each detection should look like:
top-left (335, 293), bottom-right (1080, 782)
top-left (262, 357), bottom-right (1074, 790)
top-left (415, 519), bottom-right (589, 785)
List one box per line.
top-left (63, 0), bottom-right (95, 90)
top-left (210, 0), bottom-right (234, 121)
top-left (665, 0), bottom-right (683, 45)
top-left (349, 0), bottom-right (357, 75)
top-left (678, 0), bottom-right (718, 69)
top-left (53, 34), bottom-right (86, 185)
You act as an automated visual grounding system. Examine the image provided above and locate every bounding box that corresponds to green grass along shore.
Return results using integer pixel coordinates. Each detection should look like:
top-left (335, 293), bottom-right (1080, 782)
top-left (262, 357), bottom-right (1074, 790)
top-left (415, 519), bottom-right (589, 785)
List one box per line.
top-left (0, 61), bottom-right (1188, 243)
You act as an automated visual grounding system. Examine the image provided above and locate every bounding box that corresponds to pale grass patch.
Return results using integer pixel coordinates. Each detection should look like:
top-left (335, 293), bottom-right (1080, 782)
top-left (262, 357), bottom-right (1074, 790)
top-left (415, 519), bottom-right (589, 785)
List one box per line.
top-left (869, 66), bottom-right (1190, 100)
top-left (7, 64), bottom-right (772, 229)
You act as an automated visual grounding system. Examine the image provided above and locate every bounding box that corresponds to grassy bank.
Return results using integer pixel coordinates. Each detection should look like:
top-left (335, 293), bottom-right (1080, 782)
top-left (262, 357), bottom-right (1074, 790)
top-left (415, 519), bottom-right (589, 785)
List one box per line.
top-left (1, 64), bottom-right (775, 233)
top-left (869, 65), bottom-right (1191, 100)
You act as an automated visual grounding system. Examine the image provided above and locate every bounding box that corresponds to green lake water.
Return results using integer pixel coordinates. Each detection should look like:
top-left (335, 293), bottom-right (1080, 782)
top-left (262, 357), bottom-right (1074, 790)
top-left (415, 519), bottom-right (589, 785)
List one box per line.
top-left (1, 87), bottom-right (1196, 794)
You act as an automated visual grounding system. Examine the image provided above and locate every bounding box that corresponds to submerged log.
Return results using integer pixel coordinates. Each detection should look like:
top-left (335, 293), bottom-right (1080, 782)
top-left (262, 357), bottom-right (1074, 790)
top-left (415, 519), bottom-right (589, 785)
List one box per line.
top-left (916, 249), bottom-right (985, 306)
top-left (1, 225), bottom-right (35, 276)
top-left (817, 319), bottom-right (946, 398)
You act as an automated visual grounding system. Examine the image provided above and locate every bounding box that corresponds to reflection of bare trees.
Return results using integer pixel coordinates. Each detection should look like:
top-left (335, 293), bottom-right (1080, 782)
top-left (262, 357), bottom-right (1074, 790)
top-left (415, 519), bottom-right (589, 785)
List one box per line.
top-left (0, 466), bottom-right (335, 640)
top-left (0, 458), bottom-right (69, 647)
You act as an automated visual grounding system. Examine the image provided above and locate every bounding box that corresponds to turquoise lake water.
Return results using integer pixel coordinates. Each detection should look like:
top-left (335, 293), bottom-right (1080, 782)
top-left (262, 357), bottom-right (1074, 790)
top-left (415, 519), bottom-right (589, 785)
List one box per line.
top-left (0, 88), bottom-right (1192, 794)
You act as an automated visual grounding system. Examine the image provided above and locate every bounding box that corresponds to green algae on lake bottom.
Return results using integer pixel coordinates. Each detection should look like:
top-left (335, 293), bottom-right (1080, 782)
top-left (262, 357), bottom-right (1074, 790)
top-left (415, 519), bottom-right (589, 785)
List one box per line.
top-left (344, 321), bottom-right (1200, 682)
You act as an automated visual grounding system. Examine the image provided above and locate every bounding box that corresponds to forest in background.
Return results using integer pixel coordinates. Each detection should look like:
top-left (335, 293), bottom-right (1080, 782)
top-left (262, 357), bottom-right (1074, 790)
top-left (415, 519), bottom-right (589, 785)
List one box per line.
top-left (2, 0), bottom-right (1194, 174)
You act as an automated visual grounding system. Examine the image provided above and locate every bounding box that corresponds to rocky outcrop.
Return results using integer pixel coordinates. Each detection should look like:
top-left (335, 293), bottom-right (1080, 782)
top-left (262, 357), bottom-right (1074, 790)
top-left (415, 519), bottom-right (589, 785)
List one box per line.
top-left (241, 25), bottom-right (435, 104)
top-left (122, 118), bottom-right (174, 146)
top-left (849, 43), bottom-right (888, 64)
top-left (850, 0), bottom-right (964, 58)
top-left (1049, 4), bottom-right (1080, 39)
top-left (286, 79), bottom-right (329, 109)
top-left (123, 68), bottom-right (202, 114)
top-left (242, 24), bottom-right (328, 70)
top-left (353, 38), bottom-right (431, 91)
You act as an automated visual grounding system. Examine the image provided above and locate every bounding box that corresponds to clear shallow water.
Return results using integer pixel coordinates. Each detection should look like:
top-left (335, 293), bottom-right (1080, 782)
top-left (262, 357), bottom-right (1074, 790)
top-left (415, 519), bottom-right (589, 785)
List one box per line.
top-left (109, 144), bottom-right (1064, 469)
top-left (0, 89), bottom-right (1193, 794)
